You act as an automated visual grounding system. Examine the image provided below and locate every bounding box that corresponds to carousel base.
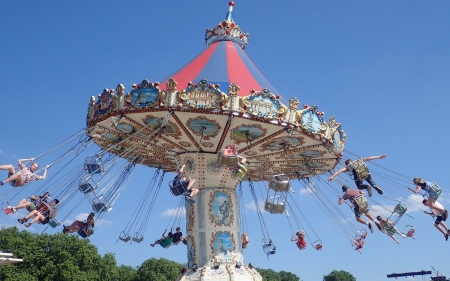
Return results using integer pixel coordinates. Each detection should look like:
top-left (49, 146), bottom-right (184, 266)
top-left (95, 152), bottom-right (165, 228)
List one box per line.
top-left (178, 265), bottom-right (263, 281)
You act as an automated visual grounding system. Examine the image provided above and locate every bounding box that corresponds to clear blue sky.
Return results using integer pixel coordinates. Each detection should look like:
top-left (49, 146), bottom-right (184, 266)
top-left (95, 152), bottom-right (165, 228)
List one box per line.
top-left (1, 1), bottom-right (450, 280)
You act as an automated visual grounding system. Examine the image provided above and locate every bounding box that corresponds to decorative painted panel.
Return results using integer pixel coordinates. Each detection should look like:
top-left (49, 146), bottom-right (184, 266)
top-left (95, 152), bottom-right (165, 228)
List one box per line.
top-left (208, 190), bottom-right (234, 227)
top-left (210, 231), bottom-right (236, 261)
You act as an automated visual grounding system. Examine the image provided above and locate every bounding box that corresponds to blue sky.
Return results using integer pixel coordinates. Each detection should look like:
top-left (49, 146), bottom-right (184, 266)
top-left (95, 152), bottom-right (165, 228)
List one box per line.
top-left (1, 1), bottom-right (450, 280)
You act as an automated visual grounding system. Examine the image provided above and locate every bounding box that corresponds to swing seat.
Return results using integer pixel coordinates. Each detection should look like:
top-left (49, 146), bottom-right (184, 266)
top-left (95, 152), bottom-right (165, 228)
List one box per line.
top-left (169, 183), bottom-right (188, 196)
top-left (264, 200), bottom-right (286, 214)
top-left (3, 208), bottom-right (12, 215)
top-left (119, 232), bottom-right (131, 242)
top-left (353, 195), bottom-right (368, 214)
top-left (78, 182), bottom-right (95, 194)
top-left (262, 239), bottom-right (276, 256)
top-left (92, 203), bottom-right (108, 213)
top-left (430, 182), bottom-right (442, 200)
top-left (405, 227), bottom-right (415, 239)
top-left (78, 228), bottom-right (93, 238)
top-left (48, 218), bottom-right (60, 228)
top-left (350, 158), bottom-right (369, 181)
top-left (382, 222), bottom-right (397, 236)
top-left (84, 163), bottom-right (104, 175)
top-left (269, 174), bottom-right (291, 192)
top-left (393, 203), bottom-right (407, 216)
top-left (219, 153), bottom-right (239, 168)
top-left (132, 235), bottom-right (144, 243)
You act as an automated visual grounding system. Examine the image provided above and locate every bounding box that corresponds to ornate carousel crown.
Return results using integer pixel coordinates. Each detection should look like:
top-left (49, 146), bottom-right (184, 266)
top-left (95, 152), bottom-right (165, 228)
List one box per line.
top-left (205, 1), bottom-right (250, 49)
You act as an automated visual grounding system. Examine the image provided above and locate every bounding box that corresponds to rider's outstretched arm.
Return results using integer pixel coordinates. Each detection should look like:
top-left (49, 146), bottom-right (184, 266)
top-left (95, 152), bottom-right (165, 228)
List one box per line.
top-left (363, 154), bottom-right (387, 162)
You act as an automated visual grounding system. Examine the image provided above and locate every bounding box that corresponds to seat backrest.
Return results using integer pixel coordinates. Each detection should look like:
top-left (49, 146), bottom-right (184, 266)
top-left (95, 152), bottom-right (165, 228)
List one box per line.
top-left (352, 159), bottom-right (369, 181)
top-left (354, 195), bottom-right (368, 213)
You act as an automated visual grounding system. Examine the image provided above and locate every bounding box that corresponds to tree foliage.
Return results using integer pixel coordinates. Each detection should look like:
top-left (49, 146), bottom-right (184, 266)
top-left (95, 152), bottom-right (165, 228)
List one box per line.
top-left (0, 227), bottom-right (118, 281)
top-left (257, 267), bottom-right (302, 281)
top-left (323, 270), bottom-right (356, 281)
top-left (0, 226), bottom-right (301, 281)
top-left (136, 257), bottom-right (183, 281)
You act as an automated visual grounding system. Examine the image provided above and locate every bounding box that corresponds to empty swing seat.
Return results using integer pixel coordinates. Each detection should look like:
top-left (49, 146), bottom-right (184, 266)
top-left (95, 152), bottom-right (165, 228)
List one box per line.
top-left (84, 163), bottom-right (104, 175)
top-left (262, 240), bottom-right (276, 256)
top-left (119, 232), bottom-right (131, 242)
top-left (350, 158), bottom-right (370, 181)
top-left (78, 182), bottom-right (95, 194)
top-left (264, 200), bottom-right (286, 214)
top-left (132, 234), bottom-right (144, 243)
top-left (92, 203), bottom-right (107, 213)
top-left (48, 218), bottom-right (61, 228)
top-left (393, 203), bottom-right (407, 216)
top-left (269, 174), bottom-right (291, 192)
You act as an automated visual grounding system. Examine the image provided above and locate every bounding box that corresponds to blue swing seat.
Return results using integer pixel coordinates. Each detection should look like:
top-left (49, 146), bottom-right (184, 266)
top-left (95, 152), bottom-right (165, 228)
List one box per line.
top-left (262, 239), bottom-right (277, 258)
top-left (84, 163), bottom-right (104, 175)
top-left (78, 182), bottom-right (95, 194)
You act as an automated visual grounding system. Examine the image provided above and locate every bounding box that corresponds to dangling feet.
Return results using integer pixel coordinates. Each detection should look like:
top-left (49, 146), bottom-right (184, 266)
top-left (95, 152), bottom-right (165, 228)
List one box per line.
top-left (445, 233), bottom-right (449, 241)
top-left (400, 233), bottom-right (406, 238)
top-left (368, 222), bottom-right (374, 233)
top-left (373, 185), bottom-right (383, 195)
top-left (396, 240), bottom-right (401, 245)
top-left (62, 225), bottom-right (69, 234)
top-left (24, 223), bottom-right (31, 227)
top-left (18, 218), bottom-right (27, 224)
top-left (375, 221), bottom-right (382, 231)
top-left (366, 186), bottom-right (373, 197)
top-left (0, 181), bottom-right (4, 186)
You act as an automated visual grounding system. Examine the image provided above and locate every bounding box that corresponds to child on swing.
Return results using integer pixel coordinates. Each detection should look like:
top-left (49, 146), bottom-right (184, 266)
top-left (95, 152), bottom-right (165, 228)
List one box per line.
top-left (220, 143), bottom-right (247, 178)
top-left (291, 230), bottom-right (307, 250)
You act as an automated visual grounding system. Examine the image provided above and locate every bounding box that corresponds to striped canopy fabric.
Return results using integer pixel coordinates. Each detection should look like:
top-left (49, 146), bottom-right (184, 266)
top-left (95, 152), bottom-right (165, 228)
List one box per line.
top-left (160, 40), bottom-right (278, 96)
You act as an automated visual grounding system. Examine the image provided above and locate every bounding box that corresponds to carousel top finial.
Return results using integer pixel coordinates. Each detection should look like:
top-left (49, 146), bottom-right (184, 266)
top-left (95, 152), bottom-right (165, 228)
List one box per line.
top-left (205, 1), bottom-right (249, 49)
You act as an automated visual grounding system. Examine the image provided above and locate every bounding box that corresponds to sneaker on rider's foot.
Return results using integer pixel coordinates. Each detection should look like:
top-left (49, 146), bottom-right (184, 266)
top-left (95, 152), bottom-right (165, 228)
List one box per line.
top-left (373, 185), bottom-right (383, 195)
top-left (400, 233), bottom-right (406, 238)
top-left (443, 209), bottom-right (448, 221)
top-left (368, 222), bottom-right (374, 233)
top-left (396, 240), bottom-right (401, 245)
top-left (367, 186), bottom-right (373, 197)
top-left (375, 221), bottom-right (382, 231)
top-left (445, 234), bottom-right (449, 241)
top-left (7, 206), bottom-right (16, 214)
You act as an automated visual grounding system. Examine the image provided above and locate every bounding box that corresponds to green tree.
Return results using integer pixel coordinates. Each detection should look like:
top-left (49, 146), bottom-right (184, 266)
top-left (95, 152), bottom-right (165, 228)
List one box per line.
top-left (257, 268), bottom-right (282, 281)
top-left (324, 270), bottom-right (356, 281)
top-left (0, 227), bottom-right (118, 281)
top-left (136, 257), bottom-right (183, 281)
top-left (114, 265), bottom-right (138, 281)
top-left (280, 270), bottom-right (301, 281)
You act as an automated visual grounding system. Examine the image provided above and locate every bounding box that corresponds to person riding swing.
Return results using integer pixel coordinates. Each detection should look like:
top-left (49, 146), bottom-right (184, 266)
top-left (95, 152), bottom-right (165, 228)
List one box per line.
top-left (172, 164), bottom-right (198, 201)
top-left (0, 158), bottom-right (49, 187)
top-left (329, 155), bottom-right (387, 197)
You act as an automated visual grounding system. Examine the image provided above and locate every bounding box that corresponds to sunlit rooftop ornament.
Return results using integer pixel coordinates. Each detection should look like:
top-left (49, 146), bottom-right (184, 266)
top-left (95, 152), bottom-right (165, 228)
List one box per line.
top-left (205, 1), bottom-right (250, 49)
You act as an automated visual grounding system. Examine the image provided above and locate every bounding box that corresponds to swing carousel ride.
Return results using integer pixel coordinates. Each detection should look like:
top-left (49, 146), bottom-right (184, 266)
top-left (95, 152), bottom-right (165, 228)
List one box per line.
top-left (3, 2), bottom-right (428, 281)
top-left (84, 2), bottom-right (347, 280)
